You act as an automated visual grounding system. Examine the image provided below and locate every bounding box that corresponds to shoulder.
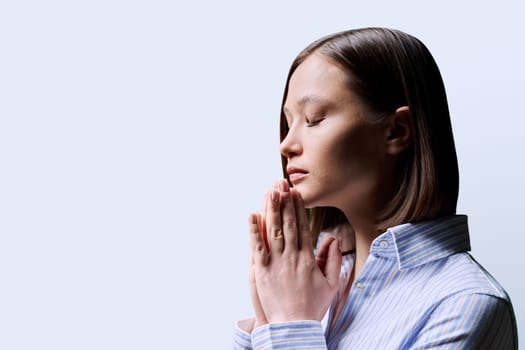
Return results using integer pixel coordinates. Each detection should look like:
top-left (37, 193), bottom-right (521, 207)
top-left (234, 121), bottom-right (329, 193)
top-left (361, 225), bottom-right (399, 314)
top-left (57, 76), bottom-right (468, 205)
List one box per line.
top-left (412, 252), bottom-right (518, 347)
top-left (428, 252), bottom-right (509, 300)
top-left (412, 288), bottom-right (518, 349)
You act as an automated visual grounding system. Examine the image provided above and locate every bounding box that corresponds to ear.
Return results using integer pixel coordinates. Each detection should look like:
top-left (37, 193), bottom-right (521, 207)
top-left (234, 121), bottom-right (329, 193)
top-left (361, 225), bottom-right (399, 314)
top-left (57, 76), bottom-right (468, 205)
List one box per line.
top-left (385, 106), bottom-right (411, 155)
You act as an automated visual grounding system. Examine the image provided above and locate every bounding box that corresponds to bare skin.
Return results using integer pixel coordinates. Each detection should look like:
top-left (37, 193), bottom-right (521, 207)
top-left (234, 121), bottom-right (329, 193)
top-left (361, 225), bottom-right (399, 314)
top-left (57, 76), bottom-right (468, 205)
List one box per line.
top-left (246, 53), bottom-right (411, 330)
top-left (249, 181), bottom-right (342, 327)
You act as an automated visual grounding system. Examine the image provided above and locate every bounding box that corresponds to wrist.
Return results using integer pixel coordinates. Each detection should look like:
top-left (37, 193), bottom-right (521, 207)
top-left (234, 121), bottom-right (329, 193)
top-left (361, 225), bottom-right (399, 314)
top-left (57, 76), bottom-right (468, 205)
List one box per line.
top-left (254, 318), bottom-right (268, 329)
top-left (237, 317), bottom-right (256, 334)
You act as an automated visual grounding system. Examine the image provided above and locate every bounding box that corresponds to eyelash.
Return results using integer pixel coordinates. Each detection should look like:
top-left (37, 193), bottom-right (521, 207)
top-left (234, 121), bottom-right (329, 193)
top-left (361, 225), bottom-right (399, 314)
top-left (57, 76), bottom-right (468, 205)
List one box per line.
top-left (285, 116), bottom-right (324, 128)
top-left (306, 117), bottom-right (323, 127)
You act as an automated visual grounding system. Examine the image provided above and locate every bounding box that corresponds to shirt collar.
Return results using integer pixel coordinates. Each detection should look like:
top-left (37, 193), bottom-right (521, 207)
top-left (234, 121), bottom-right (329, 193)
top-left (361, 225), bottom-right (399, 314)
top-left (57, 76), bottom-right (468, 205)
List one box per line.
top-left (370, 215), bottom-right (471, 271)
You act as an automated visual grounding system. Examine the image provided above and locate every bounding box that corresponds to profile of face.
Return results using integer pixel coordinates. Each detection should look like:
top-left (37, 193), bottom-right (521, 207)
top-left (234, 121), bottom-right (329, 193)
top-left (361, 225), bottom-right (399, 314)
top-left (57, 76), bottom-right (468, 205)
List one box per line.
top-left (281, 53), bottom-right (395, 215)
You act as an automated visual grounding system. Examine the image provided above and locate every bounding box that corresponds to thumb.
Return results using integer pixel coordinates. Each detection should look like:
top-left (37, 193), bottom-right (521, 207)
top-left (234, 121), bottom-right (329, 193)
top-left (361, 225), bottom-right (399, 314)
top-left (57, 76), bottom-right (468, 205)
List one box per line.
top-left (315, 236), bottom-right (334, 273)
top-left (323, 238), bottom-right (342, 288)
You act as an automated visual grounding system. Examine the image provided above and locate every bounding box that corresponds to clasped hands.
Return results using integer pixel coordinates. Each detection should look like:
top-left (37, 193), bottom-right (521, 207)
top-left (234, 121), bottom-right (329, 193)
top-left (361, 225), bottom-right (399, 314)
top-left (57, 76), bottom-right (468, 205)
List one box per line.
top-left (248, 180), bottom-right (343, 328)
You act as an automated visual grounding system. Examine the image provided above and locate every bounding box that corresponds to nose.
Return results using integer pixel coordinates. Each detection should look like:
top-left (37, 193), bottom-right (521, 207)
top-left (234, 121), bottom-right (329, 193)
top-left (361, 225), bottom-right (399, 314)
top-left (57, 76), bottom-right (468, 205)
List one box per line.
top-left (280, 127), bottom-right (302, 159)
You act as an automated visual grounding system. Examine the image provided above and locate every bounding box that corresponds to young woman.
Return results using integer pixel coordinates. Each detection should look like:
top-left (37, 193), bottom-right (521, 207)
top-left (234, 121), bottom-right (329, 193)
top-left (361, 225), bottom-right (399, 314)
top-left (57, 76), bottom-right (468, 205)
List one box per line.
top-left (233, 27), bottom-right (518, 349)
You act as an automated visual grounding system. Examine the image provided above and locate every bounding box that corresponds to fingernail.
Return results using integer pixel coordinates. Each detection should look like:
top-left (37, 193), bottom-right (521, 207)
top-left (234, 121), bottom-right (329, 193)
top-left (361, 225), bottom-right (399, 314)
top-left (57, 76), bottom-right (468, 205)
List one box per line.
top-left (281, 180), bottom-right (290, 192)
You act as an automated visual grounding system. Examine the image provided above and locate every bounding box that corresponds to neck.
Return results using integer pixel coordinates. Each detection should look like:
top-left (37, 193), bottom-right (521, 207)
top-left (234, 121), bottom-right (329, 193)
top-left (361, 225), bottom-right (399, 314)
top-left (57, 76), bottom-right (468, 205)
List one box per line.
top-left (352, 228), bottom-right (379, 277)
top-left (342, 214), bottom-right (381, 278)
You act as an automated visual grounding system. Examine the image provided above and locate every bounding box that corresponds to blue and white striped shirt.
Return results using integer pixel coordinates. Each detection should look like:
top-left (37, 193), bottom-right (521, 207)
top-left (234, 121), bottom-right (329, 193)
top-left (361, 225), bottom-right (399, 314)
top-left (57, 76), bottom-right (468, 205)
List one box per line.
top-left (233, 215), bottom-right (518, 349)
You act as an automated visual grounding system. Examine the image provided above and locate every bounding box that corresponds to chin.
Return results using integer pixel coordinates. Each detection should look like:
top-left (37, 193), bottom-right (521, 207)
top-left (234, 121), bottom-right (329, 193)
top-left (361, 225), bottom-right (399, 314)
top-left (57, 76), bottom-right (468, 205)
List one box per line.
top-left (292, 186), bottom-right (326, 209)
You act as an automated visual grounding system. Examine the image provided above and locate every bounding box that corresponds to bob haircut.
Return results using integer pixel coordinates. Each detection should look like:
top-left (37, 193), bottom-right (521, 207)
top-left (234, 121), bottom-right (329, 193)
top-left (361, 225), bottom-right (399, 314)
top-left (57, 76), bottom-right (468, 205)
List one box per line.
top-left (279, 27), bottom-right (459, 240)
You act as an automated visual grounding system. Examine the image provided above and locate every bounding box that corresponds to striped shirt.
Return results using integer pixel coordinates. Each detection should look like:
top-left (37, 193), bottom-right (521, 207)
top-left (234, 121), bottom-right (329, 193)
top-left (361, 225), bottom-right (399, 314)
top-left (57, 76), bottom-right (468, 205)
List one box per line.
top-left (233, 215), bottom-right (518, 349)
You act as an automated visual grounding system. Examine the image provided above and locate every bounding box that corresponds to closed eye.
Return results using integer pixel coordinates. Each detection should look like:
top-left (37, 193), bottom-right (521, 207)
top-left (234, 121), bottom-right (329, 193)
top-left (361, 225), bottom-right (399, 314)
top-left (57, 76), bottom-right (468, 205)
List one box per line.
top-left (306, 118), bottom-right (324, 127)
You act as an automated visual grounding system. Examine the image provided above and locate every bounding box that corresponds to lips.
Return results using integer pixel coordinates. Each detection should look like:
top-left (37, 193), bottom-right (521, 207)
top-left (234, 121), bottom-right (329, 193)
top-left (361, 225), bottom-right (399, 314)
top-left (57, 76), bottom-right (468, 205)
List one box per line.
top-left (287, 166), bottom-right (308, 184)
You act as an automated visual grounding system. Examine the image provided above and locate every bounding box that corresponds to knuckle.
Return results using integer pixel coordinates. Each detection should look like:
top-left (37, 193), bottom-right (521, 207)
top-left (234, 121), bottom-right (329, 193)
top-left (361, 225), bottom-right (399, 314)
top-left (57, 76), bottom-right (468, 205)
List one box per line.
top-left (249, 224), bottom-right (260, 234)
top-left (299, 256), bottom-right (315, 270)
top-left (304, 257), bottom-right (315, 268)
top-left (270, 227), bottom-right (283, 238)
top-left (283, 219), bottom-right (297, 231)
top-left (298, 223), bottom-right (309, 233)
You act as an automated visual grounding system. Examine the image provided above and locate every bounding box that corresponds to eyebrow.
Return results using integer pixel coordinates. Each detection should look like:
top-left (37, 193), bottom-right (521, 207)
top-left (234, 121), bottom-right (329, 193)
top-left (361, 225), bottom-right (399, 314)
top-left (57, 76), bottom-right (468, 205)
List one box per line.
top-left (283, 94), bottom-right (334, 116)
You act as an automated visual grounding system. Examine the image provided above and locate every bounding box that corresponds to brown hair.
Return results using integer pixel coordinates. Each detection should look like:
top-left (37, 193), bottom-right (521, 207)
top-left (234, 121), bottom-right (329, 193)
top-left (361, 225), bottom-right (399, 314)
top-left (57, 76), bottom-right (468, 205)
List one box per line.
top-left (279, 27), bottom-right (459, 240)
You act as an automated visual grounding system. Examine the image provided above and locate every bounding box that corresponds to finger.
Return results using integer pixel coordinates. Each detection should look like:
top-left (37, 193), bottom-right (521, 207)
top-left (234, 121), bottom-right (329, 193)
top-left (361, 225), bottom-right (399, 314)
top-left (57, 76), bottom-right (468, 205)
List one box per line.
top-left (332, 223), bottom-right (356, 253)
top-left (292, 189), bottom-right (313, 251)
top-left (315, 235), bottom-right (334, 273)
top-left (278, 179), bottom-right (290, 192)
top-left (261, 192), bottom-right (270, 245)
top-left (260, 192), bottom-right (270, 250)
top-left (249, 213), bottom-right (269, 266)
top-left (266, 190), bottom-right (284, 255)
top-left (324, 238), bottom-right (343, 288)
top-left (256, 213), bottom-right (269, 251)
top-left (281, 188), bottom-right (298, 254)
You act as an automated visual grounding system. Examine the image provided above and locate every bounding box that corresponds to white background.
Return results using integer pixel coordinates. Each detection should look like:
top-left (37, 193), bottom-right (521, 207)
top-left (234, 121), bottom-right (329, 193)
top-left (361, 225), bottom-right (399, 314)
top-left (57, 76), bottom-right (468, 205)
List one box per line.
top-left (1, 1), bottom-right (523, 348)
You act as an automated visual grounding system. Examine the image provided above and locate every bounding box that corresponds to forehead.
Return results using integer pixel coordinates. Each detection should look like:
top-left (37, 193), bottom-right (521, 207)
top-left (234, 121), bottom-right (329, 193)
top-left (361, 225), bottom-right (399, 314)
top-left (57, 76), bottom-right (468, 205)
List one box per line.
top-left (284, 54), bottom-right (357, 111)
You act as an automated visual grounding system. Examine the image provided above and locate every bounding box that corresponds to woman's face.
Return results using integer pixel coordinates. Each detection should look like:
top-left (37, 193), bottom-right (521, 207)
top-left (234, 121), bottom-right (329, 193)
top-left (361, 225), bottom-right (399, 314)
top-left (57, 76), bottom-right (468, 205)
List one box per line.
top-left (281, 54), bottom-right (391, 216)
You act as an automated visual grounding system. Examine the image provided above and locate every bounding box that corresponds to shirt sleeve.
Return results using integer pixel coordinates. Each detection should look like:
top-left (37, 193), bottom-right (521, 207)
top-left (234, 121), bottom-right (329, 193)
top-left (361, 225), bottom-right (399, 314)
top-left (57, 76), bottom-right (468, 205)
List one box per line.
top-left (410, 292), bottom-right (518, 349)
top-left (232, 318), bottom-right (255, 350)
top-left (251, 320), bottom-right (327, 349)
top-left (232, 327), bottom-right (253, 350)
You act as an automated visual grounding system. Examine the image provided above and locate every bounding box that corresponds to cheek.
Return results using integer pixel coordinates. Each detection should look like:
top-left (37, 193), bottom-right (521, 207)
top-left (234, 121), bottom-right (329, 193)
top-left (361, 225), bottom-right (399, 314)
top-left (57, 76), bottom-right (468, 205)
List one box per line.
top-left (330, 125), bottom-right (385, 182)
